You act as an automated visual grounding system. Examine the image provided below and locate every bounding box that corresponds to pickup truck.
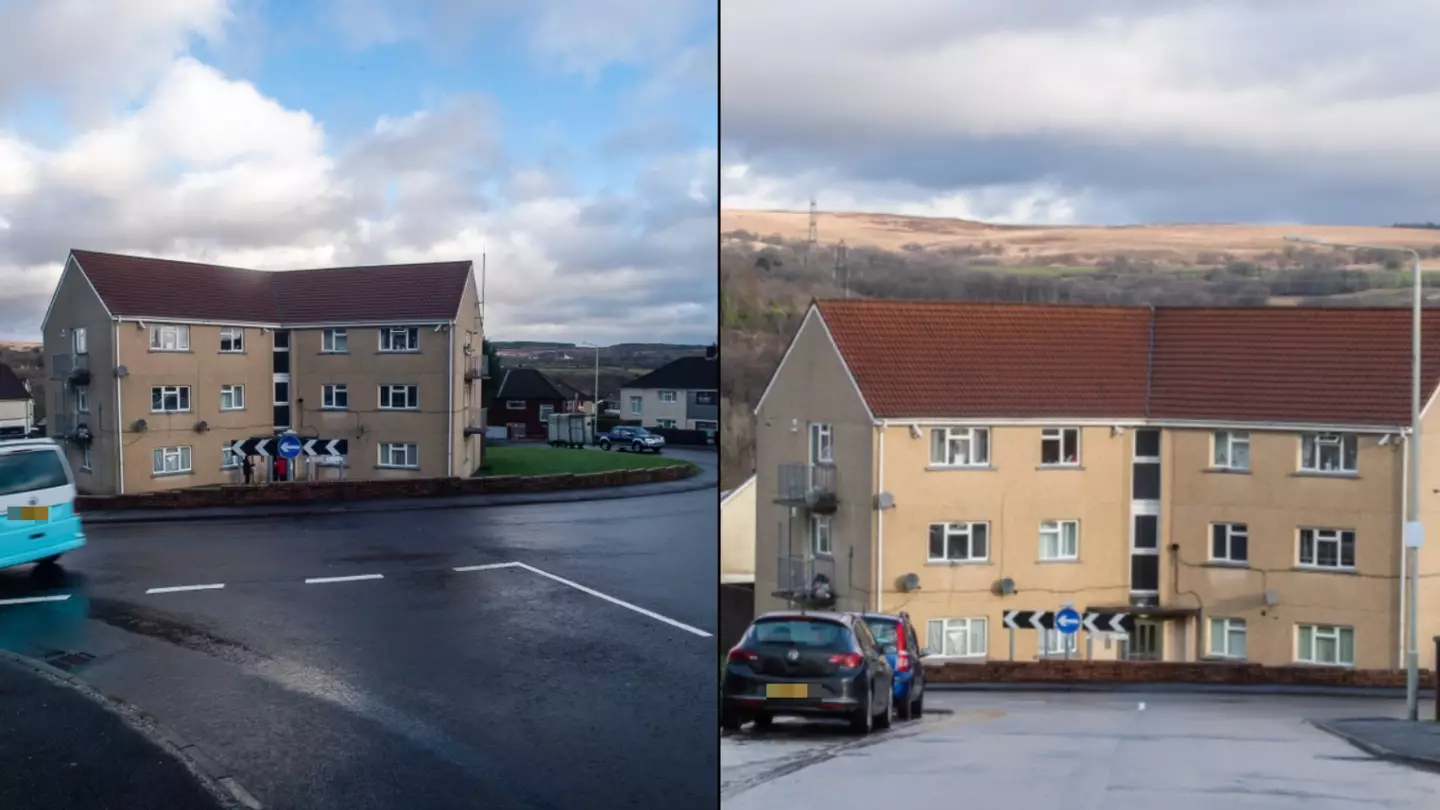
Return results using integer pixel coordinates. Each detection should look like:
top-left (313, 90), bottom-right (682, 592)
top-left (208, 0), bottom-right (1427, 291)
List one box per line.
top-left (596, 426), bottom-right (666, 453)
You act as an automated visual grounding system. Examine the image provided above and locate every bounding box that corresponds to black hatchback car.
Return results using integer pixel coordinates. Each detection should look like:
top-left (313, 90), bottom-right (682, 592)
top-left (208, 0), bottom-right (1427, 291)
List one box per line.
top-left (721, 611), bottom-right (894, 733)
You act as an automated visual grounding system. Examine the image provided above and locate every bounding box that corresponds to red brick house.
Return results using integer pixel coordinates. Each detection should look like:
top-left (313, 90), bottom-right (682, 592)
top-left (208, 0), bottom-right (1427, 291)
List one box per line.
top-left (488, 368), bottom-right (573, 439)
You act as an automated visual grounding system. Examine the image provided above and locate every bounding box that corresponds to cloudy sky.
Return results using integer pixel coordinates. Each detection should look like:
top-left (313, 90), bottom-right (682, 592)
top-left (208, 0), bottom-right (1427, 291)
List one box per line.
top-left (0, 0), bottom-right (717, 344)
top-left (721, 0), bottom-right (1440, 227)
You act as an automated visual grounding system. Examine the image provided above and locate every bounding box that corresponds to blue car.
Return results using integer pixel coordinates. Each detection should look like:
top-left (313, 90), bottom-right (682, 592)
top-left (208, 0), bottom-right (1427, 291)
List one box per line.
top-left (861, 612), bottom-right (926, 719)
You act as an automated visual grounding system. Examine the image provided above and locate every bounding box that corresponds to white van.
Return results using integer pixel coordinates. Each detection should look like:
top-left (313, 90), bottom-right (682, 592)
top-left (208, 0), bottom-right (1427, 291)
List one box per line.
top-left (0, 439), bottom-right (87, 569)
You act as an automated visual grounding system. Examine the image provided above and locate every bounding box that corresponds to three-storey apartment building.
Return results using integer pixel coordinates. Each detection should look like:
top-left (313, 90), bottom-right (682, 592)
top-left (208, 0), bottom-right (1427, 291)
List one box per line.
top-left (41, 250), bottom-right (485, 494)
top-left (755, 299), bottom-right (1440, 671)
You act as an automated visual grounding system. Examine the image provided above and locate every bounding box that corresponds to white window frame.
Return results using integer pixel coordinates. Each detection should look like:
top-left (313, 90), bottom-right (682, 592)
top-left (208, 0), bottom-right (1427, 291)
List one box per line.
top-left (1212, 430), bottom-right (1250, 470)
top-left (539, 404), bottom-right (556, 423)
top-left (926, 618), bottom-right (988, 659)
top-left (1299, 432), bottom-right (1357, 474)
top-left (72, 327), bottom-right (87, 355)
top-left (1210, 523), bottom-right (1249, 563)
top-left (322, 384), bottom-right (348, 410)
top-left (1298, 527), bottom-right (1356, 570)
top-left (656, 418), bottom-right (676, 428)
top-left (1039, 520), bottom-right (1080, 561)
top-left (81, 444), bottom-right (91, 471)
top-left (378, 384), bottom-right (419, 410)
top-left (149, 324), bottom-right (190, 352)
top-left (222, 441), bottom-right (240, 469)
top-left (220, 385), bottom-right (245, 411)
top-left (219, 327), bottom-right (244, 353)
top-left (809, 422), bottom-right (833, 464)
top-left (1296, 623), bottom-right (1355, 667)
top-left (322, 328), bottom-right (348, 353)
top-left (811, 515), bottom-right (832, 557)
top-left (628, 396), bottom-right (642, 415)
top-left (658, 390), bottom-right (678, 403)
top-left (1209, 618), bottom-right (1247, 659)
top-left (377, 442), bottom-right (419, 469)
top-left (506, 400), bottom-right (526, 410)
top-left (379, 327), bottom-right (420, 353)
top-left (75, 386), bottom-right (89, 414)
top-left (152, 445), bottom-right (192, 475)
top-left (928, 521), bottom-right (990, 563)
top-left (1041, 628), bottom-right (1080, 657)
top-left (1040, 427), bottom-right (1080, 466)
top-left (930, 426), bottom-right (990, 467)
top-left (150, 385), bottom-right (191, 413)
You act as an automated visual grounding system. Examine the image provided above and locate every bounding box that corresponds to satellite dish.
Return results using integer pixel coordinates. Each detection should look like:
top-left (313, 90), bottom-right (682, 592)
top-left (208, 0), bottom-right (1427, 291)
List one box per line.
top-left (114, 365), bottom-right (129, 378)
top-left (131, 419), bottom-right (148, 432)
top-left (994, 577), bottom-right (1017, 596)
top-left (898, 573), bottom-right (921, 592)
top-left (194, 421), bottom-right (209, 432)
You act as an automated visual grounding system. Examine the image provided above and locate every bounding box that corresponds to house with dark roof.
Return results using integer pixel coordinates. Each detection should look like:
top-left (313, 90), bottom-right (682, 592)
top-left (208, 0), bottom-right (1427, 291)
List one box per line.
top-left (756, 298), bottom-right (1440, 672)
top-left (488, 367), bottom-right (581, 439)
top-left (618, 346), bottom-right (718, 430)
top-left (41, 249), bottom-right (484, 494)
top-left (0, 364), bottom-right (34, 438)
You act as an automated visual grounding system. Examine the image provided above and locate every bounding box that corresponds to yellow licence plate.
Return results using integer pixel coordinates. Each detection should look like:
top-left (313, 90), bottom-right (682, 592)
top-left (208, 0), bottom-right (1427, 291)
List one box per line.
top-left (6, 506), bottom-right (48, 521)
top-left (766, 683), bottom-right (809, 699)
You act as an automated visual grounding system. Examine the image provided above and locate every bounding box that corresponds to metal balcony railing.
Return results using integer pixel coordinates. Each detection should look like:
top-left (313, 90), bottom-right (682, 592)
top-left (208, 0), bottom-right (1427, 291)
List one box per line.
top-left (50, 353), bottom-right (72, 380)
top-left (774, 462), bottom-right (838, 513)
top-left (775, 553), bottom-right (838, 607)
top-left (51, 413), bottom-right (76, 437)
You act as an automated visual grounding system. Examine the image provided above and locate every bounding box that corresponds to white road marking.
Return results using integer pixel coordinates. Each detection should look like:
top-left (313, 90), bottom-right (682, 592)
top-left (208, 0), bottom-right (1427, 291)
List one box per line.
top-left (0, 594), bottom-right (72, 605)
top-left (453, 562), bottom-right (520, 572)
top-left (511, 561), bottom-right (713, 638)
top-left (146, 583), bottom-right (226, 594)
top-left (305, 574), bottom-right (384, 584)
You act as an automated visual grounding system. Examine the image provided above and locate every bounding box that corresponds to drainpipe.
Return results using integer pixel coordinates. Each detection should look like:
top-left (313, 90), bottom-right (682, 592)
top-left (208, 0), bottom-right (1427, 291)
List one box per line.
top-left (876, 425), bottom-right (886, 613)
top-left (446, 323), bottom-right (455, 477)
top-left (113, 319), bottom-right (124, 494)
top-left (1400, 431), bottom-right (1409, 670)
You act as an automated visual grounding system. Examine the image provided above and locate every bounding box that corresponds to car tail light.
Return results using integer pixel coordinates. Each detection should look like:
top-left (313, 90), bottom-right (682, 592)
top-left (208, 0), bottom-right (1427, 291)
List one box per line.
top-left (895, 623), bottom-right (910, 672)
top-left (828, 652), bottom-right (864, 669)
top-left (728, 648), bottom-right (758, 664)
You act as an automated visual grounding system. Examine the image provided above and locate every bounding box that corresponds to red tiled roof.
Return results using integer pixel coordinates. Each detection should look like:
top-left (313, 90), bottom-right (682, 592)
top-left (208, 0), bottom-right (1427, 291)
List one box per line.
top-left (69, 250), bottom-right (471, 323)
top-left (815, 299), bottom-right (1440, 426)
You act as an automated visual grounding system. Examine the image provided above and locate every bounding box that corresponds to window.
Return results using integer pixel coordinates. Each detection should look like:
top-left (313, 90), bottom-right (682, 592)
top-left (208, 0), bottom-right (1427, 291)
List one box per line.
top-left (75, 386), bottom-right (89, 414)
top-left (809, 422), bottom-right (833, 464)
top-left (657, 418), bottom-right (675, 428)
top-left (322, 329), bottom-right (348, 353)
top-left (1298, 528), bottom-right (1356, 569)
top-left (695, 421), bottom-right (718, 430)
top-left (379, 327), bottom-right (419, 352)
top-left (222, 441), bottom-right (240, 469)
top-left (1041, 427), bottom-right (1080, 465)
top-left (1039, 520), bottom-right (1079, 561)
top-left (1209, 618), bottom-right (1247, 659)
top-left (506, 400), bottom-right (526, 410)
top-left (811, 516), bottom-right (832, 556)
top-left (539, 404), bottom-right (556, 423)
top-left (1213, 430), bottom-right (1250, 470)
top-left (928, 522), bottom-right (989, 562)
top-left (1300, 432), bottom-right (1357, 473)
top-left (220, 385), bottom-right (245, 411)
top-left (378, 442), bottom-right (419, 468)
top-left (149, 324), bottom-right (190, 351)
top-left (695, 391), bottom-right (717, 405)
top-left (926, 618), bottom-right (987, 658)
top-left (72, 327), bottom-right (87, 355)
top-left (152, 446), bottom-right (192, 475)
top-left (1297, 624), bottom-right (1355, 666)
top-left (379, 384), bottom-right (419, 410)
top-left (658, 390), bottom-right (678, 403)
top-left (1210, 523), bottom-right (1249, 563)
top-left (322, 384), bottom-right (348, 410)
top-left (1042, 629), bottom-right (1079, 657)
top-left (629, 396), bottom-right (642, 414)
top-left (81, 444), bottom-right (91, 470)
top-left (150, 386), bottom-right (191, 413)
top-left (219, 327), bottom-right (244, 353)
top-left (930, 427), bottom-right (990, 467)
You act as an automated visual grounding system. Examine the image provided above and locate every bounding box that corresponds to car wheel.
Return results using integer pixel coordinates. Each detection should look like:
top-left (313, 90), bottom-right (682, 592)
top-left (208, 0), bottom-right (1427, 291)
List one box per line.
top-left (721, 708), bottom-right (741, 732)
top-left (850, 687), bottom-right (874, 734)
top-left (599, 440), bottom-right (612, 451)
top-left (897, 685), bottom-right (914, 720)
top-left (632, 442), bottom-right (644, 452)
top-left (875, 687), bottom-right (893, 730)
top-left (751, 713), bottom-right (773, 730)
top-left (914, 689), bottom-right (924, 717)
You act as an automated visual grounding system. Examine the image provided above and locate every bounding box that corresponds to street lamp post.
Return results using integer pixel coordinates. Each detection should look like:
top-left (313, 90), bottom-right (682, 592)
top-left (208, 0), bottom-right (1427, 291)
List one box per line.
top-left (1286, 235), bottom-right (1424, 721)
top-left (578, 342), bottom-right (602, 415)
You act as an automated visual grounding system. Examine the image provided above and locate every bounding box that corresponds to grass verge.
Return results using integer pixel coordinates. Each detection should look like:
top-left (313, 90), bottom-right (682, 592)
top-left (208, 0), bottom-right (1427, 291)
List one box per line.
top-left (474, 443), bottom-right (696, 477)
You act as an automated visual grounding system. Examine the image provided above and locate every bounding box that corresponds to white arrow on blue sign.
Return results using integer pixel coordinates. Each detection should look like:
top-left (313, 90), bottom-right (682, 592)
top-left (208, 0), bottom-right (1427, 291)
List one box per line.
top-left (277, 435), bottom-right (303, 460)
top-left (1055, 607), bottom-right (1082, 635)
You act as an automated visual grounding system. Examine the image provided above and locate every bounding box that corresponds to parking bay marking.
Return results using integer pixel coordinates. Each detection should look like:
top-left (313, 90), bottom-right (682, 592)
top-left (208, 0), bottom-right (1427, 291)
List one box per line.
top-left (146, 583), bottom-right (226, 594)
top-left (305, 574), bottom-right (385, 585)
top-left (0, 594), bottom-right (72, 606)
top-left (455, 560), bottom-right (713, 639)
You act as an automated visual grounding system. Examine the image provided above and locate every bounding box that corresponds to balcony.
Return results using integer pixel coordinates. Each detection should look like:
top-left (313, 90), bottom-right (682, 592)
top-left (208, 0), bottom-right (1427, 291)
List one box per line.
top-left (464, 355), bottom-right (488, 382)
top-left (773, 462), bottom-right (838, 514)
top-left (773, 553), bottom-right (838, 609)
top-left (50, 353), bottom-right (90, 384)
top-left (464, 409), bottom-right (487, 437)
top-left (50, 413), bottom-right (90, 444)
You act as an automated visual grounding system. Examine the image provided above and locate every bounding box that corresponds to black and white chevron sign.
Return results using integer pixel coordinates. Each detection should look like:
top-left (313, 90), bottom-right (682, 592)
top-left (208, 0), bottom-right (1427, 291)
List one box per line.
top-left (1002, 610), bottom-right (1054, 631)
top-left (1081, 612), bottom-right (1135, 634)
top-left (233, 437), bottom-right (349, 457)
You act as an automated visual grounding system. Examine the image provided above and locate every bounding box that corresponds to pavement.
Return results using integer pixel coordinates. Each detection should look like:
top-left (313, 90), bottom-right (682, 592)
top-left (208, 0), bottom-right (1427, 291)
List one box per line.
top-left (80, 445), bottom-right (715, 524)
top-left (0, 652), bottom-right (247, 809)
top-left (1312, 717), bottom-right (1440, 770)
top-left (722, 690), bottom-right (1440, 808)
top-left (0, 448), bottom-right (717, 810)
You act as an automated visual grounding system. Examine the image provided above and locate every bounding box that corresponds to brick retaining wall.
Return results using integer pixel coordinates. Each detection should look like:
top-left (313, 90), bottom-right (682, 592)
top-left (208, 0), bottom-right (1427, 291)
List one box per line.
top-left (925, 660), bottom-right (1436, 689)
top-left (75, 464), bottom-right (696, 513)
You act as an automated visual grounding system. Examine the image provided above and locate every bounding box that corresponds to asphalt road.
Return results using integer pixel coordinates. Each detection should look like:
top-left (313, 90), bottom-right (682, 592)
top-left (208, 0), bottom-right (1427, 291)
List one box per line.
top-left (723, 691), bottom-right (1440, 808)
top-left (0, 448), bottom-right (718, 810)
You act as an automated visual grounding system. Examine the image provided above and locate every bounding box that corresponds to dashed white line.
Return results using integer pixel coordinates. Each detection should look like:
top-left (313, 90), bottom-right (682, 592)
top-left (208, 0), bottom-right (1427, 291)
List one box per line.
top-left (305, 574), bottom-right (385, 584)
top-left (452, 562), bottom-right (520, 572)
top-left (0, 594), bottom-right (72, 606)
top-left (146, 583), bottom-right (226, 594)
top-left (511, 562), bottom-right (713, 639)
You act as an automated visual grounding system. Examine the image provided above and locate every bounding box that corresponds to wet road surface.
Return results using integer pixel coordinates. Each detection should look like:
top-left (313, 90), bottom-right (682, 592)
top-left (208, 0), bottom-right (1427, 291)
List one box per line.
top-left (722, 691), bottom-right (1440, 808)
top-left (0, 451), bottom-right (718, 810)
